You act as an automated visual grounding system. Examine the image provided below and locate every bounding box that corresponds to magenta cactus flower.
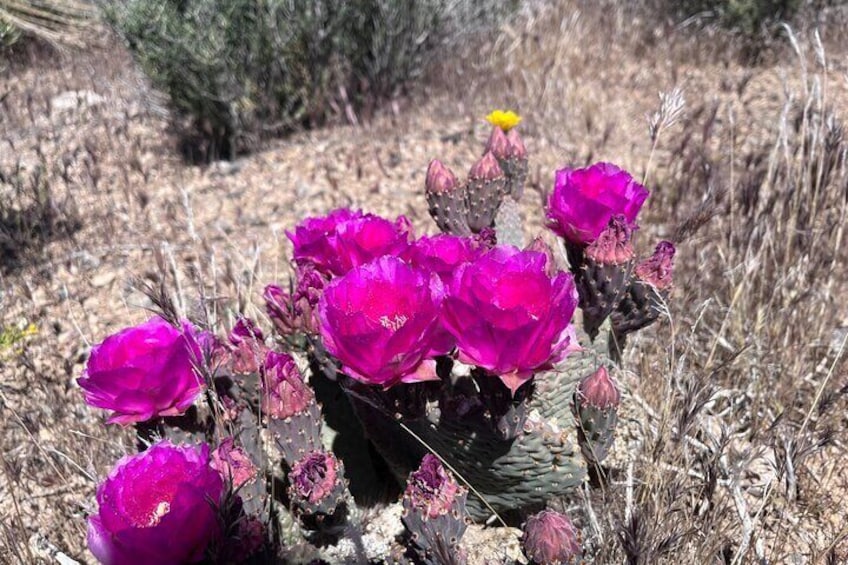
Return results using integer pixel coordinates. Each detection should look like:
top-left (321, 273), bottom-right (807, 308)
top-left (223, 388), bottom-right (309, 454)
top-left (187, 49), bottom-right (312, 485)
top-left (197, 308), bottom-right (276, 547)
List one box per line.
top-left (404, 233), bottom-right (484, 284)
top-left (77, 317), bottom-right (203, 425)
top-left (317, 256), bottom-right (448, 388)
top-left (547, 162), bottom-right (649, 245)
top-left (441, 246), bottom-right (579, 394)
top-left (521, 510), bottom-right (581, 565)
top-left (87, 441), bottom-right (224, 565)
top-left (211, 437), bottom-right (257, 490)
top-left (287, 208), bottom-right (412, 277)
top-left (261, 351), bottom-right (314, 419)
top-left (404, 454), bottom-right (460, 519)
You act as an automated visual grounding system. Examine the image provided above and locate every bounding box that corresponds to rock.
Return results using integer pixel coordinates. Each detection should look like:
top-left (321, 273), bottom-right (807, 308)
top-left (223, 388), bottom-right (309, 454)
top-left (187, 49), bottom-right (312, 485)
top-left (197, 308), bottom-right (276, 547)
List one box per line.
top-left (51, 90), bottom-right (106, 115)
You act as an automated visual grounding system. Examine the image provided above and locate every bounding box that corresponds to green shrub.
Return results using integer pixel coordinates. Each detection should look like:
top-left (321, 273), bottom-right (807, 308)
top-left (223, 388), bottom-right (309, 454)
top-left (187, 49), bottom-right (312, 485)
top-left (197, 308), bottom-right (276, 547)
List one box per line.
top-left (106, 0), bottom-right (512, 160)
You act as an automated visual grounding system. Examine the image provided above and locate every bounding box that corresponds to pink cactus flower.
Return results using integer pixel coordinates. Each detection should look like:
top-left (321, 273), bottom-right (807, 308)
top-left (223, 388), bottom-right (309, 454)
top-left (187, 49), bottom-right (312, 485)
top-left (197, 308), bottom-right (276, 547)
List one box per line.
top-left (287, 208), bottom-right (412, 277)
top-left (211, 437), bottom-right (257, 491)
top-left (317, 256), bottom-right (448, 388)
top-left (77, 317), bottom-right (203, 425)
top-left (404, 233), bottom-right (485, 284)
top-left (87, 441), bottom-right (224, 565)
top-left (547, 162), bottom-right (649, 245)
top-left (442, 246), bottom-right (579, 394)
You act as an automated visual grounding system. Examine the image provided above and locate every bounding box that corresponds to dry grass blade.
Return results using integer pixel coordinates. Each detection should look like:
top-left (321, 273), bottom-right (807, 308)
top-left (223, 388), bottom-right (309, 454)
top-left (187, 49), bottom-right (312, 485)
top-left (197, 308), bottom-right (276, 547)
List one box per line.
top-left (0, 0), bottom-right (95, 47)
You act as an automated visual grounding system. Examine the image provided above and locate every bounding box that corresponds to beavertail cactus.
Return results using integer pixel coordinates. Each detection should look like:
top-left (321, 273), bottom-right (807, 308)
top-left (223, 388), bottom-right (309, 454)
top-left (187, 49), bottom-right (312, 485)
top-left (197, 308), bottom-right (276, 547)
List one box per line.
top-left (486, 125), bottom-right (528, 200)
top-left (465, 151), bottom-right (507, 233)
top-left (262, 351), bottom-right (323, 463)
top-left (426, 160), bottom-right (471, 236)
top-left (574, 365), bottom-right (621, 465)
top-left (571, 215), bottom-right (636, 339)
top-left (401, 454), bottom-right (468, 565)
top-left (612, 240), bottom-right (675, 340)
top-left (521, 510), bottom-right (582, 565)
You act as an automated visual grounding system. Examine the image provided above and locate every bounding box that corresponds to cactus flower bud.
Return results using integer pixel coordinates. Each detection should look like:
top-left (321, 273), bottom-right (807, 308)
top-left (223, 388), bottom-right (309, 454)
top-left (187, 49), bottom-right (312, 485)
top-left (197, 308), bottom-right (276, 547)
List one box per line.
top-left (405, 454), bottom-right (460, 519)
top-left (485, 126), bottom-right (510, 160)
top-left (426, 159), bottom-right (460, 194)
top-left (570, 215), bottom-right (637, 339)
top-left (521, 510), bottom-right (581, 565)
top-left (229, 317), bottom-right (267, 374)
top-left (585, 215), bottom-right (635, 264)
top-left (526, 236), bottom-right (558, 277)
top-left (577, 366), bottom-right (620, 409)
top-left (469, 151), bottom-right (503, 181)
top-left (211, 437), bottom-right (257, 490)
top-left (611, 240), bottom-right (676, 340)
top-left (506, 128), bottom-right (527, 160)
top-left (634, 240), bottom-right (675, 290)
top-left (426, 160), bottom-right (472, 236)
top-left (466, 152), bottom-right (508, 233)
top-left (261, 351), bottom-right (313, 419)
top-left (402, 455), bottom-right (469, 564)
top-left (574, 366), bottom-right (620, 465)
top-left (262, 351), bottom-right (322, 463)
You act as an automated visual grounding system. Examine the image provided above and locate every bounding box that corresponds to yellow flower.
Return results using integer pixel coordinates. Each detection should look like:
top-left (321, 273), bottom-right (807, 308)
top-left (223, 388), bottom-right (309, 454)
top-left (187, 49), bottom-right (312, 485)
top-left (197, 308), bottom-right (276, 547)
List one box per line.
top-left (485, 110), bottom-right (521, 131)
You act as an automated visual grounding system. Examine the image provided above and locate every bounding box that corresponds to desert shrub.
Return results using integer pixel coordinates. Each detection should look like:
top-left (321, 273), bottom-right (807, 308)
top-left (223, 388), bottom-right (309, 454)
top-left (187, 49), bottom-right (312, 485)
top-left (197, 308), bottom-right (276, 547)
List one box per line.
top-left (106, 0), bottom-right (513, 160)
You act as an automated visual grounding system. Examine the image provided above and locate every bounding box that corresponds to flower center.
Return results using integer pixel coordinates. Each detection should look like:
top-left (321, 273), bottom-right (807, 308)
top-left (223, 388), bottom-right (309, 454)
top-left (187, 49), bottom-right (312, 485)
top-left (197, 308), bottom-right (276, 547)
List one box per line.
top-left (379, 314), bottom-right (408, 331)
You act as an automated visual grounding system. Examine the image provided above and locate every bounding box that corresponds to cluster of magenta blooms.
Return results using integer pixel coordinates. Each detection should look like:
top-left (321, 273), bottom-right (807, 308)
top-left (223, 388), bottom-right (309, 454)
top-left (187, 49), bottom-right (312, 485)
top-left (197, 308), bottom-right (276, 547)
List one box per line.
top-left (77, 137), bottom-right (670, 563)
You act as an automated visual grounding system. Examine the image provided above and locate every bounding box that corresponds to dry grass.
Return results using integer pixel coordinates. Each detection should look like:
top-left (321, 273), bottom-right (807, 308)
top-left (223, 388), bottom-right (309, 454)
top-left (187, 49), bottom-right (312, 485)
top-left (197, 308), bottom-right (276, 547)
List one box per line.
top-left (1, 1), bottom-right (847, 563)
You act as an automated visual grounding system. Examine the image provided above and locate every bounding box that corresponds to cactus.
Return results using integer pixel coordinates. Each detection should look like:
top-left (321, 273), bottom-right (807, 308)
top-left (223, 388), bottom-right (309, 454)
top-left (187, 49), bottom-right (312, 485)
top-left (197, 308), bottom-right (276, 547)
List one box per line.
top-left (80, 111), bottom-right (675, 563)
top-left (465, 151), bottom-right (508, 233)
top-left (521, 510), bottom-right (582, 565)
top-left (612, 240), bottom-right (676, 341)
top-left (426, 160), bottom-right (472, 236)
top-left (262, 351), bottom-right (323, 464)
top-left (567, 215), bottom-right (635, 339)
top-left (573, 365), bottom-right (621, 465)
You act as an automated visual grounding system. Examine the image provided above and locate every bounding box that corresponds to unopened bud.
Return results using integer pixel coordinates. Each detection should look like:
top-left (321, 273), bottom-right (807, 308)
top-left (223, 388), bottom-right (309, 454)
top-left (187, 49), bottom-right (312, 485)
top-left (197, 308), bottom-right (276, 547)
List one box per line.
top-left (485, 126), bottom-right (510, 160)
top-left (426, 159), bottom-right (460, 194)
top-left (506, 128), bottom-right (527, 159)
top-left (469, 151), bottom-right (504, 181)
top-left (261, 351), bottom-right (313, 419)
top-left (522, 510), bottom-right (581, 565)
top-left (577, 366), bottom-right (620, 409)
